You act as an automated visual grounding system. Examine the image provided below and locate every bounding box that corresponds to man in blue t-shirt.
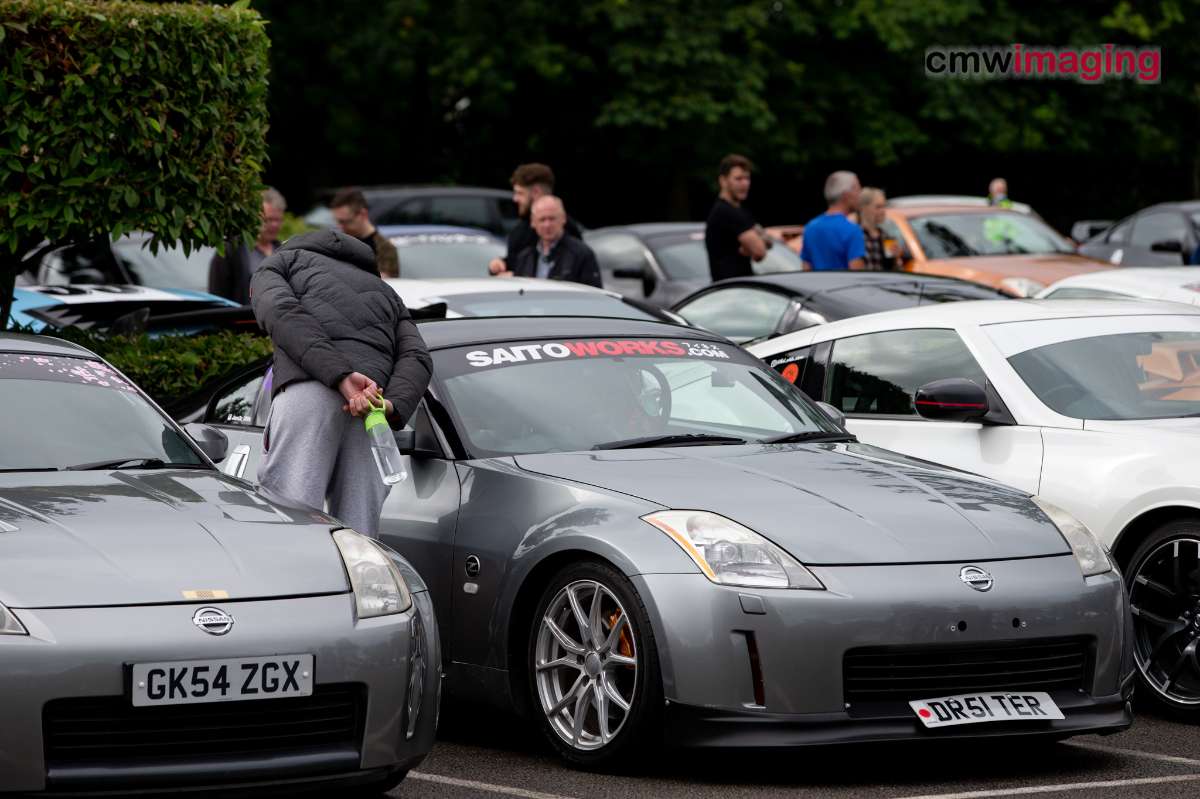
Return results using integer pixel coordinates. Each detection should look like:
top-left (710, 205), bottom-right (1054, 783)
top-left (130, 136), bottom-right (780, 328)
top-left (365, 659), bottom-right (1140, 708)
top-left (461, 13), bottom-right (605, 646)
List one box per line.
top-left (801, 171), bottom-right (866, 271)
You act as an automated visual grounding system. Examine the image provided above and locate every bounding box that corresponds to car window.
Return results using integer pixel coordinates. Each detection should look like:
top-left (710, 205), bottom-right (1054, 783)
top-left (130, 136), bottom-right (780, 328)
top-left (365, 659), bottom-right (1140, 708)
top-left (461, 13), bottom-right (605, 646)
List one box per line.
top-left (428, 196), bottom-right (493, 231)
top-left (1106, 218), bottom-right (1133, 244)
top-left (111, 238), bottom-right (214, 292)
top-left (676, 287), bottom-right (791, 342)
top-left (23, 299), bottom-right (229, 332)
top-left (0, 354), bottom-right (204, 470)
top-left (1130, 212), bottom-right (1188, 249)
top-left (1009, 331), bottom-right (1200, 420)
top-left (1042, 287), bottom-right (1132, 300)
top-left (375, 198), bottom-right (430, 226)
top-left (908, 212), bottom-right (1073, 258)
top-left (207, 372), bottom-right (265, 427)
top-left (388, 234), bottom-right (505, 278)
top-left (765, 345), bottom-right (811, 386)
top-left (37, 241), bottom-right (129, 285)
top-left (828, 329), bottom-right (988, 416)
top-left (435, 338), bottom-right (837, 457)
top-left (590, 234), bottom-right (650, 274)
top-left (649, 238), bottom-right (801, 281)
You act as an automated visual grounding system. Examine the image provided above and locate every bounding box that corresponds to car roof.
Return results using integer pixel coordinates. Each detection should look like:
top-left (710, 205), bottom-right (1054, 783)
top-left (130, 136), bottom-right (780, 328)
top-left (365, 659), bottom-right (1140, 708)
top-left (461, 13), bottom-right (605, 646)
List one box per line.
top-left (0, 332), bottom-right (94, 357)
top-left (587, 222), bottom-right (702, 239)
top-left (1040, 267), bottom-right (1200, 294)
top-left (416, 315), bottom-right (720, 351)
top-left (816, 298), bottom-right (1200, 332)
top-left (703, 271), bottom-right (999, 297)
top-left (318, 185), bottom-right (512, 200)
top-left (385, 277), bottom-right (607, 299)
top-left (888, 196), bottom-right (1035, 215)
top-left (887, 204), bottom-right (1028, 217)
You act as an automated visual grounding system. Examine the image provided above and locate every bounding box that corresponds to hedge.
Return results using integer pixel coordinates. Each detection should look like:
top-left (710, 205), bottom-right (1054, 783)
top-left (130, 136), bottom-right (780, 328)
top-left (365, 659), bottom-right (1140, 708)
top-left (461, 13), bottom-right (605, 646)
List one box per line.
top-left (32, 327), bottom-right (272, 407)
top-left (0, 0), bottom-right (270, 324)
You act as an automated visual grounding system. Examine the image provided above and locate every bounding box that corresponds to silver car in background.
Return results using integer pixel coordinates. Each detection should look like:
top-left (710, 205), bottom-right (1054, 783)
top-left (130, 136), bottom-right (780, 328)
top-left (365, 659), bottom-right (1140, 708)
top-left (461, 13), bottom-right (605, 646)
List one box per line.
top-left (0, 333), bottom-right (438, 795)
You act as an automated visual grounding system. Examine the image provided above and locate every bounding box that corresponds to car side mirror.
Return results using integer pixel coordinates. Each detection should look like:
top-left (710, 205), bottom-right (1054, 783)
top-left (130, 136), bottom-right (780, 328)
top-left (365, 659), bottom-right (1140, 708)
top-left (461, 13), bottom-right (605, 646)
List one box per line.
top-left (1150, 239), bottom-right (1184, 254)
top-left (914, 379), bottom-right (989, 422)
top-left (816, 401), bottom-right (846, 429)
top-left (395, 428), bottom-right (439, 458)
top-left (184, 423), bottom-right (229, 462)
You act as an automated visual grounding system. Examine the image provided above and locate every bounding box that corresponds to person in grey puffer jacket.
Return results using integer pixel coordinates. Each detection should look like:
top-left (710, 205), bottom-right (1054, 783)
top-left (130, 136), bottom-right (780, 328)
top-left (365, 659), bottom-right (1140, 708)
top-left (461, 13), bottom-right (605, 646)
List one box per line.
top-left (250, 229), bottom-right (432, 536)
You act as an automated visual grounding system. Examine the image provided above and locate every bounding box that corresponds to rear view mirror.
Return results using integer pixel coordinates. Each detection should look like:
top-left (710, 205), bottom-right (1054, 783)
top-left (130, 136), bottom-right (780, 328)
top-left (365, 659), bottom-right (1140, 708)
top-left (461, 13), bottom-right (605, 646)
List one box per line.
top-left (184, 423), bottom-right (229, 463)
top-left (914, 379), bottom-right (989, 422)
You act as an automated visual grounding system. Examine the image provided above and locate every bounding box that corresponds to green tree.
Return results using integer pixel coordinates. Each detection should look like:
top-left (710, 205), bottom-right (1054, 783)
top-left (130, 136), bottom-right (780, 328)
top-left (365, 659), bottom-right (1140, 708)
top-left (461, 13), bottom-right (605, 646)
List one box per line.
top-left (0, 0), bottom-right (270, 327)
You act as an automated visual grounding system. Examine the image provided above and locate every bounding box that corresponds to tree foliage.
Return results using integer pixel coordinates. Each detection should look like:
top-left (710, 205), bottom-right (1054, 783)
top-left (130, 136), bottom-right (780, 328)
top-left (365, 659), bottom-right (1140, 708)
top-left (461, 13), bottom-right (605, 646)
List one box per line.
top-left (0, 0), bottom-right (270, 326)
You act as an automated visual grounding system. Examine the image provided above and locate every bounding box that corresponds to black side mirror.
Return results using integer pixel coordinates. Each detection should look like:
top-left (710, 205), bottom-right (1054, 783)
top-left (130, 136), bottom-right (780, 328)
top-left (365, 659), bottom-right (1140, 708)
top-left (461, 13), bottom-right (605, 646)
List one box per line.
top-left (184, 423), bottom-right (229, 462)
top-left (395, 428), bottom-right (439, 458)
top-left (914, 379), bottom-right (989, 422)
top-left (1151, 239), bottom-right (1184, 254)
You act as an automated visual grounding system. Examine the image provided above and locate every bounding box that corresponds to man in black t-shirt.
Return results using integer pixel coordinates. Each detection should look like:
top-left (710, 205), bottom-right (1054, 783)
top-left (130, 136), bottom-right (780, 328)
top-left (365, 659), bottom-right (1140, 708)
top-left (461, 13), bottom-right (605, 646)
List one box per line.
top-left (704, 154), bottom-right (770, 282)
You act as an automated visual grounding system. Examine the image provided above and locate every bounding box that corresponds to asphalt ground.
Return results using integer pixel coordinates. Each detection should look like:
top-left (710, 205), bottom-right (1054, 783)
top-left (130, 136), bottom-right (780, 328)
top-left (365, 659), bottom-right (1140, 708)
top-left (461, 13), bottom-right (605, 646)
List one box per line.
top-left (388, 704), bottom-right (1199, 799)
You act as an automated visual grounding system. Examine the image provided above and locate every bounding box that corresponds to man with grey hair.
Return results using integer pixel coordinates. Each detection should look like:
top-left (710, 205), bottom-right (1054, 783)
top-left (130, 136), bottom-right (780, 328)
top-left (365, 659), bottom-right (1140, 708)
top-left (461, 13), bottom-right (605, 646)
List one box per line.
top-left (509, 195), bottom-right (601, 286)
top-left (988, 177), bottom-right (1012, 208)
top-left (209, 186), bottom-right (287, 304)
top-left (800, 171), bottom-right (865, 271)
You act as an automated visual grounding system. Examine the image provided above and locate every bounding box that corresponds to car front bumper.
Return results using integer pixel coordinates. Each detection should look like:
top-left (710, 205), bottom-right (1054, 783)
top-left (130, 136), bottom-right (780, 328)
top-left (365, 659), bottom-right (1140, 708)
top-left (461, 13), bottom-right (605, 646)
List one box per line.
top-left (637, 554), bottom-right (1134, 746)
top-left (0, 591), bottom-right (440, 794)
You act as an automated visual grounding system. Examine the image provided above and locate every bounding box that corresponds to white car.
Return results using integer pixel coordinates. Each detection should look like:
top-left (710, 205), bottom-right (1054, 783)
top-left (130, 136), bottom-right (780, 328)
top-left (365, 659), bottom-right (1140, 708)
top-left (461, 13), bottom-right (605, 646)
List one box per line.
top-left (1037, 267), bottom-right (1200, 306)
top-left (748, 299), bottom-right (1200, 715)
top-left (384, 277), bottom-right (685, 324)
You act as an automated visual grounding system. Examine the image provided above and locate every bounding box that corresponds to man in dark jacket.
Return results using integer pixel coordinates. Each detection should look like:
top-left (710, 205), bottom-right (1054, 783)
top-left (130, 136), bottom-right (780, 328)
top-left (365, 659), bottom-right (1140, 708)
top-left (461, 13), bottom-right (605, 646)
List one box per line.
top-left (208, 187), bottom-right (286, 304)
top-left (509, 196), bottom-right (601, 287)
top-left (250, 229), bottom-right (432, 536)
top-left (487, 163), bottom-right (582, 276)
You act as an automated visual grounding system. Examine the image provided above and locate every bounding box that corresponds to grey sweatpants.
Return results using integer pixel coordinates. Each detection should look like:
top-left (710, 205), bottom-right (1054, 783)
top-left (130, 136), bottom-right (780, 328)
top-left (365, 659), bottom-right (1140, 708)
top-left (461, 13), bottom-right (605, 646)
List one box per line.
top-left (259, 380), bottom-right (391, 537)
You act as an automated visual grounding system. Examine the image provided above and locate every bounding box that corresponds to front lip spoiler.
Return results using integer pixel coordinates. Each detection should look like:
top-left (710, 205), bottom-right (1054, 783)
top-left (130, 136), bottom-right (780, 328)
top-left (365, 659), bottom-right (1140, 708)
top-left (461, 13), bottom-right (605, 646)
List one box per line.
top-left (663, 692), bottom-right (1132, 749)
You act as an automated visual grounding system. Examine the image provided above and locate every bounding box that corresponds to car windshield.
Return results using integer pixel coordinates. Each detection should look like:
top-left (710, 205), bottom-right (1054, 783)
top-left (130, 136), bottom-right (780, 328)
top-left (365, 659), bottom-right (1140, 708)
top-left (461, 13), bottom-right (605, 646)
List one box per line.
top-left (1008, 331), bottom-right (1200, 420)
top-left (648, 236), bottom-right (803, 280)
top-left (0, 353), bottom-right (205, 470)
top-left (442, 291), bottom-right (660, 321)
top-left (435, 337), bottom-right (839, 457)
top-left (111, 238), bottom-right (215, 292)
top-left (389, 234), bottom-right (505, 279)
top-left (909, 213), bottom-right (1074, 258)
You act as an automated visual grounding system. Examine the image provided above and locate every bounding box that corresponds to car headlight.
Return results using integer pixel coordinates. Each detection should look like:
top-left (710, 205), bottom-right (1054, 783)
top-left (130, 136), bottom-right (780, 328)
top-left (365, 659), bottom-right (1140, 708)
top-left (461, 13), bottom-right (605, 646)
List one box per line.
top-left (332, 529), bottom-right (413, 618)
top-left (642, 510), bottom-right (824, 589)
top-left (999, 277), bottom-right (1046, 297)
top-left (1032, 497), bottom-right (1112, 577)
top-left (0, 601), bottom-right (27, 635)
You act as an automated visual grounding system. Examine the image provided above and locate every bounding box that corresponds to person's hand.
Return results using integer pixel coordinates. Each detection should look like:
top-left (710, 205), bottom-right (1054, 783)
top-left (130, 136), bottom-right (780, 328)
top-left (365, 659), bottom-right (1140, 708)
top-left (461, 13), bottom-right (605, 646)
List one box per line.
top-left (339, 372), bottom-right (379, 416)
top-left (488, 258), bottom-right (506, 275)
top-left (345, 394), bottom-right (393, 418)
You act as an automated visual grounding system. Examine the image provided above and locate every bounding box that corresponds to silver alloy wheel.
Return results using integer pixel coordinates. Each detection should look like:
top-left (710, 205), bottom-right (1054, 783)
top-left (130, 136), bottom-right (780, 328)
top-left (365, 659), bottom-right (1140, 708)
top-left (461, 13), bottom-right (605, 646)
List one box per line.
top-left (1130, 536), bottom-right (1200, 705)
top-left (534, 579), bottom-right (638, 751)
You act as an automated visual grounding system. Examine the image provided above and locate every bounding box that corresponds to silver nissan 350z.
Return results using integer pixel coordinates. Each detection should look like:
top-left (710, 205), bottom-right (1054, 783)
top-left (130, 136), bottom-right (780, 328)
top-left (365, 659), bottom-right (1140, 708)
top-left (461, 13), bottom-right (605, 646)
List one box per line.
top-left (0, 334), bottom-right (439, 795)
top-left (204, 316), bottom-right (1136, 768)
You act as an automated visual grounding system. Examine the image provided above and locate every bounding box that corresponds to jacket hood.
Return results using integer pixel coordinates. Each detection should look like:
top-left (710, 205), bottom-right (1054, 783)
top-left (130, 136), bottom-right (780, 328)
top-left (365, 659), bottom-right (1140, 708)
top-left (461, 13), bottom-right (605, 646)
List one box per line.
top-left (0, 471), bottom-right (350, 608)
top-left (281, 229), bottom-right (379, 275)
top-left (514, 442), bottom-right (1070, 565)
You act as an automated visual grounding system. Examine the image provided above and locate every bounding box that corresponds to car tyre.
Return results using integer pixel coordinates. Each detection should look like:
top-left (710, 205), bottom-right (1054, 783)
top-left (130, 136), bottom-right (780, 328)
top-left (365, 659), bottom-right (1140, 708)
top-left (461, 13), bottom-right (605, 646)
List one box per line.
top-left (527, 561), bottom-right (663, 769)
top-left (1124, 520), bottom-right (1200, 717)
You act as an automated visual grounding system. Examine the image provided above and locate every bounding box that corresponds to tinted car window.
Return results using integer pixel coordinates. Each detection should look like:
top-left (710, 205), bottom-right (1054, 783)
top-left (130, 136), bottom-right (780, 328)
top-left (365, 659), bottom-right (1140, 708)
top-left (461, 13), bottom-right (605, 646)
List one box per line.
top-left (428, 196), bottom-right (493, 230)
top-left (1009, 331), bottom-right (1200, 420)
top-left (764, 340), bottom-right (829, 400)
top-left (445, 291), bottom-right (659, 321)
top-left (24, 299), bottom-right (230, 331)
top-left (676, 287), bottom-right (791, 342)
top-left (908, 213), bottom-right (1073, 258)
top-left (828, 329), bottom-right (987, 415)
top-left (112, 238), bottom-right (214, 292)
top-left (38, 241), bottom-right (130, 285)
top-left (0, 354), bottom-right (204, 470)
top-left (1130, 212), bottom-right (1188, 249)
top-left (208, 372), bottom-right (265, 426)
top-left (436, 338), bottom-right (836, 457)
top-left (388, 233), bottom-right (504, 278)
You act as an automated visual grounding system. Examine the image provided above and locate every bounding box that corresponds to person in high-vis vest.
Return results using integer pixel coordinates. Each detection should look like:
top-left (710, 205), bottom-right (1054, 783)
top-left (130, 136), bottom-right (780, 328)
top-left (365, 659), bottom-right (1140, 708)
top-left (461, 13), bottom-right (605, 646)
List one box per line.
top-left (988, 177), bottom-right (1014, 208)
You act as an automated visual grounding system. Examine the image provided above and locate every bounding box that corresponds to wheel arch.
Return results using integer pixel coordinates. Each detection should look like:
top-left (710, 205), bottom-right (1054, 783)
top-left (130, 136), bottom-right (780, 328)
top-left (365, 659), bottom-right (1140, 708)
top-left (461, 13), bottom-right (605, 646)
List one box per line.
top-left (1112, 505), bottom-right (1200, 569)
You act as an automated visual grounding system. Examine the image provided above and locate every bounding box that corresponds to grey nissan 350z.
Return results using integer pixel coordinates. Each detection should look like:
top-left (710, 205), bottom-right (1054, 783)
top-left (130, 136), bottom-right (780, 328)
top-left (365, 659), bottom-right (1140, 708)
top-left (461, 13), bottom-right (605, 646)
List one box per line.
top-left (204, 315), bottom-right (1134, 768)
top-left (0, 334), bottom-right (439, 795)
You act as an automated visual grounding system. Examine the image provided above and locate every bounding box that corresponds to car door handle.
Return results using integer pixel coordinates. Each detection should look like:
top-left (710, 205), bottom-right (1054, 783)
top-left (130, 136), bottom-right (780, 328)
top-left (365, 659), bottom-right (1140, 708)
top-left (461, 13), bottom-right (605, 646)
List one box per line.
top-left (222, 445), bottom-right (251, 479)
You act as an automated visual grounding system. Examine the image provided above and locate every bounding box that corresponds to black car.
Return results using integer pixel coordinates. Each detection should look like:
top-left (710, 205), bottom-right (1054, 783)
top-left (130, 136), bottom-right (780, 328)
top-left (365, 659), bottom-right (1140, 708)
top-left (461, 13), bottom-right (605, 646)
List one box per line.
top-left (585, 223), bottom-right (803, 309)
top-left (304, 185), bottom-right (520, 238)
top-left (671, 272), bottom-right (1008, 344)
top-left (1076, 201), bottom-right (1200, 267)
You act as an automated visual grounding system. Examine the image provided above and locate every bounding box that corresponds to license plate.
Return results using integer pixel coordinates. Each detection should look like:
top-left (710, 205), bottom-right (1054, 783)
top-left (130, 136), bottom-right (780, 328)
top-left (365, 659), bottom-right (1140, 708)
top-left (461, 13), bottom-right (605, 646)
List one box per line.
top-left (909, 691), bottom-right (1065, 728)
top-left (131, 654), bottom-right (314, 707)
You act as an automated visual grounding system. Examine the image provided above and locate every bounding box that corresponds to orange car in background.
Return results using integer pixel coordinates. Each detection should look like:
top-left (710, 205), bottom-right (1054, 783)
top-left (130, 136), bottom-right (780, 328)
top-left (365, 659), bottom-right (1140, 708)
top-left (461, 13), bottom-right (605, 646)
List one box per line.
top-left (881, 203), bottom-right (1111, 296)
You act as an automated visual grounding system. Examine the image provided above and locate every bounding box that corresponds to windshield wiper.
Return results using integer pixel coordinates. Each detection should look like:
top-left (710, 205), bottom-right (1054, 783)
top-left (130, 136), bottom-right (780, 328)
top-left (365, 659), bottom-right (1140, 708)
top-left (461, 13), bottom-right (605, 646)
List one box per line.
top-left (63, 458), bottom-right (210, 471)
top-left (760, 431), bottom-right (857, 445)
top-left (592, 433), bottom-right (748, 450)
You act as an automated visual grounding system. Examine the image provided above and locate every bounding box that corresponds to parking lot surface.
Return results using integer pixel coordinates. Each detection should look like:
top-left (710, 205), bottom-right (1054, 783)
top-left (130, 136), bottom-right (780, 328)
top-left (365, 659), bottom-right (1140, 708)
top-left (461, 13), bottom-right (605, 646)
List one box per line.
top-left (392, 706), bottom-right (1198, 799)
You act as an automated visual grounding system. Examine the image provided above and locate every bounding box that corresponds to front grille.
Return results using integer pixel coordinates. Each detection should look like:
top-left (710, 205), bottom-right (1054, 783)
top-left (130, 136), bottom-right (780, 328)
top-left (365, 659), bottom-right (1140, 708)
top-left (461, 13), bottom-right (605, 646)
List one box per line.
top-left (843, 637), bottom-right (1091, 706)
top-left (43, 683), bottom-right (365, 768)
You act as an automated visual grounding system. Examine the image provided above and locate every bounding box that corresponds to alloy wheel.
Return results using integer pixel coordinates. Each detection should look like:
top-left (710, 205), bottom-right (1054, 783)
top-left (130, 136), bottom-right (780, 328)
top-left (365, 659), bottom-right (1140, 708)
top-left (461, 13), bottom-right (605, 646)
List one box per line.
top-left (533, 579), bottom-right (638, 751)
top-left (1130, 536), bottom-right (1200, 705)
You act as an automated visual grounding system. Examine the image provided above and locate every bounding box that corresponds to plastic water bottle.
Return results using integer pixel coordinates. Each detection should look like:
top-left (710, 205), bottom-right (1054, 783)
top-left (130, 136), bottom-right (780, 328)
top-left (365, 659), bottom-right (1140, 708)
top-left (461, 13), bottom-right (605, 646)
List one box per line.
top-left (365, 396), bottom-right (408, 485)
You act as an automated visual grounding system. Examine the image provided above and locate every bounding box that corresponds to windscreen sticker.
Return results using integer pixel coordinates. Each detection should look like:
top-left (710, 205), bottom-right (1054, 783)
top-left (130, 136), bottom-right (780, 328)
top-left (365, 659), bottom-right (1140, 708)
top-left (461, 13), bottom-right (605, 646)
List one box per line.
top-left (463, 339), bottom-right (732, 369)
